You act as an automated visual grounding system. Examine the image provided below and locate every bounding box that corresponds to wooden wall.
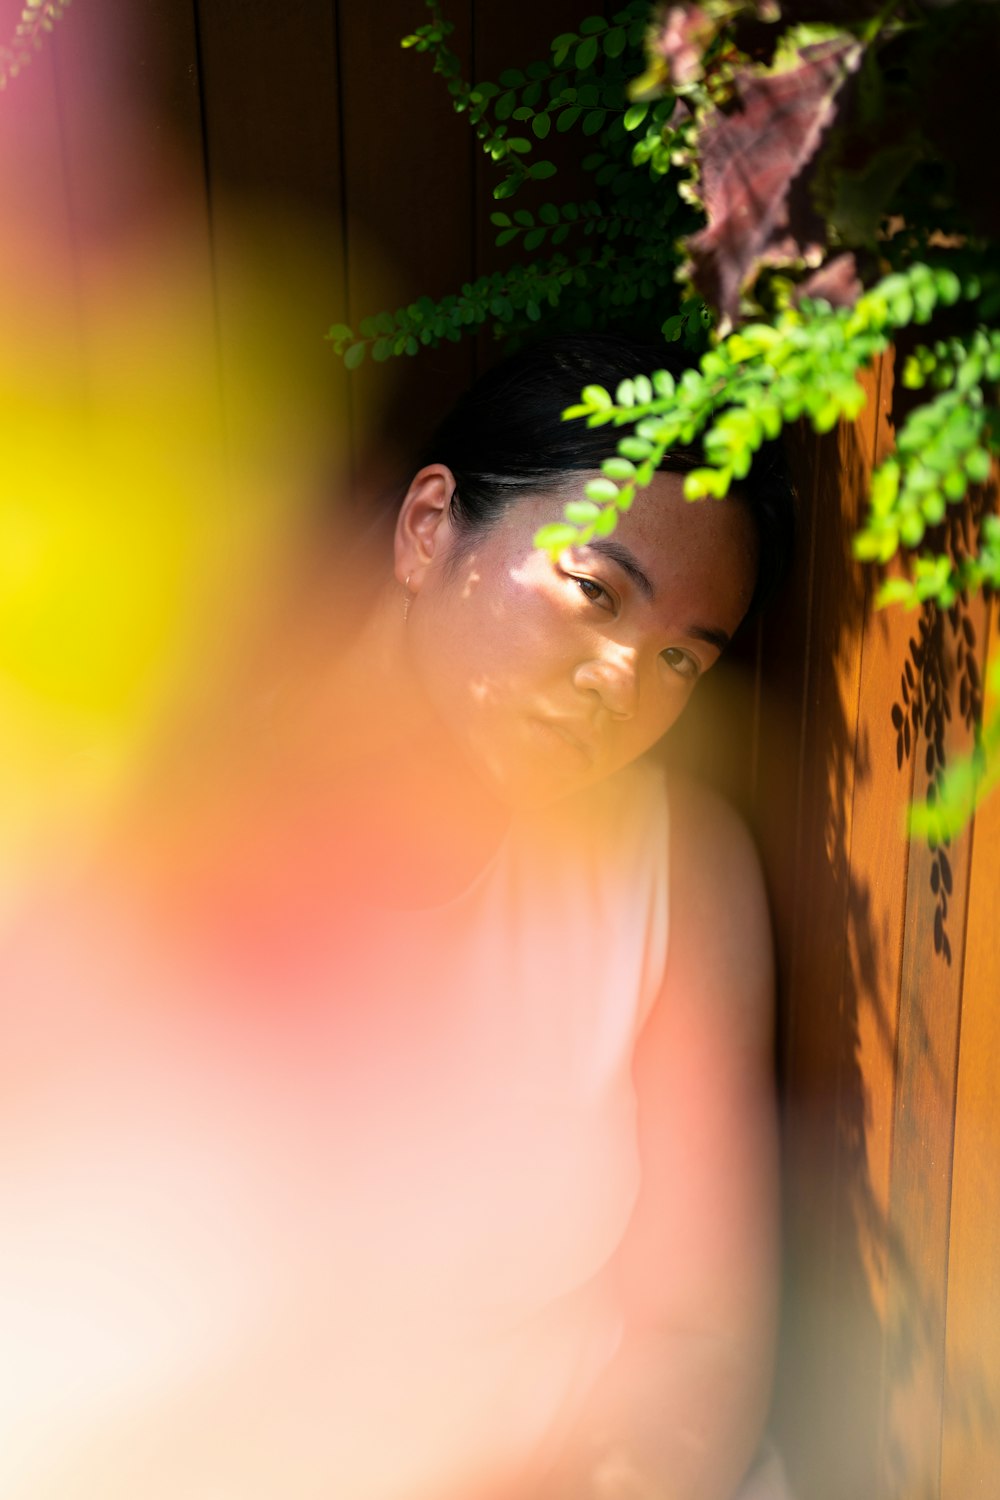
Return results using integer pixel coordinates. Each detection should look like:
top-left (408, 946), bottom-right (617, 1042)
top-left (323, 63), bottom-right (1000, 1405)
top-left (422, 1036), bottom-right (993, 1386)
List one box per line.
top-left (3, 3), bottom-right (997, 1496)
top-left (757, 371), bottom-right (1000, 1500)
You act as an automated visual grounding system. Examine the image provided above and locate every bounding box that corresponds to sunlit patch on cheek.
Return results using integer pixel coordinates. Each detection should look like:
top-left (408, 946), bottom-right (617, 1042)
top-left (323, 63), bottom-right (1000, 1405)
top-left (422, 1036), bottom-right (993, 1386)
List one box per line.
top-left (507, 551), bottom-right (553, 594)
top-left (468, 674), bottom-right (520, 710)
top-left (459, 569), bottom-right (481, 602)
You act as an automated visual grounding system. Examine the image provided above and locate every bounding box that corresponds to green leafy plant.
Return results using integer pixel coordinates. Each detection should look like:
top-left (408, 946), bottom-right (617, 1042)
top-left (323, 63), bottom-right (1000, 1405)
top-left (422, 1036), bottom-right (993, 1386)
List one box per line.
top-left (331, 0), bottom-right (1000, 835)
top-left (541, 0), bottom-right (1000, 836)
top-left (534, 258), bottom-right (998, 552)
top-left (327, 1), bottom-right (707, 365)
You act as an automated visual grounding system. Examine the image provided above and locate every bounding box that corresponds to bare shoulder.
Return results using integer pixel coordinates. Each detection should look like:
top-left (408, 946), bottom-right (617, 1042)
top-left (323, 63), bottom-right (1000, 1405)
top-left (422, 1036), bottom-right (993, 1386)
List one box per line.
top-left (666, 772), bottom-right (768, 914)
top-left (623, 772), bottom-right (779, 1350)
top-left (663, 772), bottom-right (773, 1043)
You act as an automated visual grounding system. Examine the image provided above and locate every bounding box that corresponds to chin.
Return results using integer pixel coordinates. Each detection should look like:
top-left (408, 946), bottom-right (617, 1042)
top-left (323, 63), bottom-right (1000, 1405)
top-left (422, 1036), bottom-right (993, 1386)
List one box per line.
top-left (460, 716), bottom-right (608, 810)
top-left (479, 752), bottom-right (599, 812)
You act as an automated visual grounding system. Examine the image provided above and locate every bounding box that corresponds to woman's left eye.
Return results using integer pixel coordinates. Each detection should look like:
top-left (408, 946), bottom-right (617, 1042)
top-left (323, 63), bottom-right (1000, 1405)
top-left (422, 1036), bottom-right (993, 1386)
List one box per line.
top-left (661, 647), bottom-right (700, 680)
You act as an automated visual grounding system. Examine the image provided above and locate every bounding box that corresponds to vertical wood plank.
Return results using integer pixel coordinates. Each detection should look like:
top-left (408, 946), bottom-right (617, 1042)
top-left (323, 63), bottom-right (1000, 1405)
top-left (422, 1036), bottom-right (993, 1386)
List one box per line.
top-left (766, 366), bottom-right (881, 1499)
top-left (940, 595), bottom-right (1000, 1498)
top-left (812, 346), bottom-right (915, 1497)
top-left (336, 0), bottom-right (475, 482)
top-left (841, 351), bottom-right (910, 1255)
top-left (194, 0), bottom-right (350, 487)
top-left (878, 566), bottom-right (989, 1499)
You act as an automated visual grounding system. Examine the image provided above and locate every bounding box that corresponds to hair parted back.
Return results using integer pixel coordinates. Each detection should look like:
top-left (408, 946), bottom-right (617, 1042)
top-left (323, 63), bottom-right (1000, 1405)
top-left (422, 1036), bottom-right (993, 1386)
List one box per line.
top-left (417, 334), bottom-right (795, 614)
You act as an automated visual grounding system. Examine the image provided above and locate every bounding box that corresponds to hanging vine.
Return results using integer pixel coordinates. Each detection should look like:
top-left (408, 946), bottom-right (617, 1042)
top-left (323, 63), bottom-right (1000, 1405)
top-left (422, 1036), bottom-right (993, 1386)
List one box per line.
top-left (330, 0), bottom-right (1000, 837)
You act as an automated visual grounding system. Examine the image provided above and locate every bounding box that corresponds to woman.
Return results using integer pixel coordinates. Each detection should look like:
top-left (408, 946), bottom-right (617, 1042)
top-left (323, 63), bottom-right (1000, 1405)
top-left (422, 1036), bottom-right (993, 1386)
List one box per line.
top-left (0, 338), bottom-right (792, 1500)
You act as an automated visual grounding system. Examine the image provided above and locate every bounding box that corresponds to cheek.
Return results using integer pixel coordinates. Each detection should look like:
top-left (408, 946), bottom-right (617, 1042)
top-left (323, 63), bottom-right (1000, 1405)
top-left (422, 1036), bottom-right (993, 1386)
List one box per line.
top-left (633, 687), bottom-right (691, 754)
top-left (638, 652), bottom-right (708, 742)
top-left (410, 563), bottom-right (559, 721)
top-left (451, 562), bottom-right (570, 682)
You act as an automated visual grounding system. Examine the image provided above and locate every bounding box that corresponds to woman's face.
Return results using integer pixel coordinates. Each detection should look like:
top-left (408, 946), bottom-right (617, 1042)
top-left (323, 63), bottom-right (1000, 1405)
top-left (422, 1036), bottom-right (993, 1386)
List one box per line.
top-left (396, 466), bottom-right (758, 807)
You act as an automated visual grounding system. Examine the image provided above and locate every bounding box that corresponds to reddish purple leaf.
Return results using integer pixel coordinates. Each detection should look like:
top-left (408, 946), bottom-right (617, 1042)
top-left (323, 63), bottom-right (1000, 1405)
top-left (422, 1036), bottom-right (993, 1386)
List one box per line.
top-left (796, 251), bottom-right (862, 307)
top-left (649, 4), bottom-right (717, 87)
top-left (685, 36), bottom-right (862, 325)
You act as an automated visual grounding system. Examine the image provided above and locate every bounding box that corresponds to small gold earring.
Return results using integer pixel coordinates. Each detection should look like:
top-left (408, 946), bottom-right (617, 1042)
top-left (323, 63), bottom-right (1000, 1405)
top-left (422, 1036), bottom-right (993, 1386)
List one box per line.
top-left (403, 575), bottom-right (412, 622)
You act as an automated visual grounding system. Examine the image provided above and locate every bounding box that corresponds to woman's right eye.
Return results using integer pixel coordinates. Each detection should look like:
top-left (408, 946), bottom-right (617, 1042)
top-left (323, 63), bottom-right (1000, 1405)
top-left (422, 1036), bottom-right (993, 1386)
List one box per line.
top-left (573, 576), bottom-right (613, 608)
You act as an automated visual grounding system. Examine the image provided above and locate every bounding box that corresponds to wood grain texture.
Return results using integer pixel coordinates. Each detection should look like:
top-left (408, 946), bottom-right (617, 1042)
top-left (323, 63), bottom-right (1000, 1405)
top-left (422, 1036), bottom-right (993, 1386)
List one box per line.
top-left (767, 365), bottom-right (889, 1500)
top-left (940, 593), bottom-right (1000, 1498)
top-left (810, 347), bottom-right (915, 1497)
top-left (876, 515), bottom-right (990, 1500)
top-left (765, 344), bottom-right (1000, 1500)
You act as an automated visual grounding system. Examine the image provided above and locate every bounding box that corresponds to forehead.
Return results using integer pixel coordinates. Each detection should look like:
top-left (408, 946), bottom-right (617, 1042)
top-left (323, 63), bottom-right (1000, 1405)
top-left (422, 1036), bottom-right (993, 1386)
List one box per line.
top-left (611, 466), bottom-right (752, 551)
top-left (506, 469), bottom-right (758, 619)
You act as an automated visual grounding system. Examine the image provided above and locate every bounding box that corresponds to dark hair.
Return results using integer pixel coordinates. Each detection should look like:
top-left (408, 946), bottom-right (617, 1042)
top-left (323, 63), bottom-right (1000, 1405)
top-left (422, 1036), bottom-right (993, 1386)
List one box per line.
top-left (418, 334), bottom-right (795, 614)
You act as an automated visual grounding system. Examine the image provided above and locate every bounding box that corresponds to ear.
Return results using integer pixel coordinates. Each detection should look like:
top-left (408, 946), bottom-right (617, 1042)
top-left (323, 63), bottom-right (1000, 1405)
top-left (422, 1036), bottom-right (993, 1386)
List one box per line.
top-left (393, 464), bottom-right (458, 591)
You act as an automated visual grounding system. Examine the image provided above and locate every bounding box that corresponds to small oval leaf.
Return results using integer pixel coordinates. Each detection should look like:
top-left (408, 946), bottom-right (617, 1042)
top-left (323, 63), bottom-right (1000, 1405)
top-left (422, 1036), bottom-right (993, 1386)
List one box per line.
top-left (534, 522), bottom-right (580, 552)
top-left (584, 477), bottom-right (619, 503)
top-left (565, 500), bottom-right (601, 524)
top-left (575, 35), bottom-right (599, 69)
top-left (581, 384), bottom-right (612, 410)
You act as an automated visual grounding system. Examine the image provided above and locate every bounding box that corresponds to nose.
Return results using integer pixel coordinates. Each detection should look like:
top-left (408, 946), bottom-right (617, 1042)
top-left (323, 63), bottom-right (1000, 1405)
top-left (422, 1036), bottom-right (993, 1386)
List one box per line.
top-left (571, 647), bottom-right (639, 719)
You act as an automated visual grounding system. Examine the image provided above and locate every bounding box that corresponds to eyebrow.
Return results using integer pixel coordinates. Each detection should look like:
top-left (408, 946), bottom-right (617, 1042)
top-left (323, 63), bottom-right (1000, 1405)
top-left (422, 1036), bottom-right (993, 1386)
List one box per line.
top-left (585, 538), bottom-right (732, 654)
top-left (586, 539), bottom-right (656, 600)
top-left (687, 623), bottom-right (731, 654)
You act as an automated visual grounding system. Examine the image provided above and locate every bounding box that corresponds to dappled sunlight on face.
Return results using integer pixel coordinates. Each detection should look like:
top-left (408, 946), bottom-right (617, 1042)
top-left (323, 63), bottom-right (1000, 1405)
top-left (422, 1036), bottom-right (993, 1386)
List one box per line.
top-left (404, 473), bottom-right (757, 808)
top-left (459, 566), bottom-right (482, 600)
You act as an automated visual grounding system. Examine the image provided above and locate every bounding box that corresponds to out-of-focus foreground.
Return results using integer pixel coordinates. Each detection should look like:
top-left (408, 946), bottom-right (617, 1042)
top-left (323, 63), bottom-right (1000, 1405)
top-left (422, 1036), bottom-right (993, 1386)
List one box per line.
top-left (0, 4), bottom-right (998, 1500)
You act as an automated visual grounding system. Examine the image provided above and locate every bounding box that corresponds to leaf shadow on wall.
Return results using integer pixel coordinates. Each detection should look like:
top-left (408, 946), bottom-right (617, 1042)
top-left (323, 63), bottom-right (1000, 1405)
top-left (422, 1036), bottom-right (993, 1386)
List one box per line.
top-left (751, 403), bottom-right (996, 1500)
